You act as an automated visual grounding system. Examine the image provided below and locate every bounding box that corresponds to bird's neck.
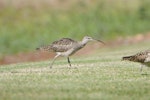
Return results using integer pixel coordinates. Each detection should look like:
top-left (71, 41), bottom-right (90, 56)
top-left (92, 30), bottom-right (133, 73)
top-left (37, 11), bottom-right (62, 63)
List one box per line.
top-left (80, 40), bottom-right (88, 47)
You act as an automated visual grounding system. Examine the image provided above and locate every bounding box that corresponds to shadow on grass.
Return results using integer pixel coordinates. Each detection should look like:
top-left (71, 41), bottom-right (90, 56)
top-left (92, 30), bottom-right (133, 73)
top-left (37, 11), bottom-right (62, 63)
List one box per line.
top-left (141, 73), bottom-right (149, 76)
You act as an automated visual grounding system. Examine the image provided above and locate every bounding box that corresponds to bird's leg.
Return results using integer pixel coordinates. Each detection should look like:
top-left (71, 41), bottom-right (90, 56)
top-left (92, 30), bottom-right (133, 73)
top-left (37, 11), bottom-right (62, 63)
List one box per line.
top-left (50, 54), bottom-right (60, 68)
top-left (140, 64), bottom-right (143, 72)
top-left (67, 57), bottom-right (72, 67)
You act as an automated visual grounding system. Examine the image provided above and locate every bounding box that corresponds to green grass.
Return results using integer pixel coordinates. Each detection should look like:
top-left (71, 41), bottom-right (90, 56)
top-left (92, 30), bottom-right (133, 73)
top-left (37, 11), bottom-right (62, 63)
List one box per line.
top-left (0, 41), bottom-right (150, 100)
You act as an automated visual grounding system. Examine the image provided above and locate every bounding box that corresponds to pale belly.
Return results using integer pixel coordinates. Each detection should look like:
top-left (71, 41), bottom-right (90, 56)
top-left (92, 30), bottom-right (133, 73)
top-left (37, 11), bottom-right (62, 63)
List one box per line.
top-left (58, 47), bottom-right (83, 57)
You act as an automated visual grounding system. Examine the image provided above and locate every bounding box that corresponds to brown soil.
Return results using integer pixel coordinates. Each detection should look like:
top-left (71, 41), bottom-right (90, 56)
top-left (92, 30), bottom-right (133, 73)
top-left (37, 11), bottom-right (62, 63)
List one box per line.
top-left (0, 33), bottom-right (150, 65)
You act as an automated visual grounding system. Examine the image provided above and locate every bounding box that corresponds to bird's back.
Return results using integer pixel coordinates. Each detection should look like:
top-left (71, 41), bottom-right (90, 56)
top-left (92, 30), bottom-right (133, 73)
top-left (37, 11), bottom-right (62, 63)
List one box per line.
top-left (122, 50), bottom-right (150, 63)
top-left (36, 38), bottom-right (78, 53)
top-left (50, 38), bottom-right (78, 52)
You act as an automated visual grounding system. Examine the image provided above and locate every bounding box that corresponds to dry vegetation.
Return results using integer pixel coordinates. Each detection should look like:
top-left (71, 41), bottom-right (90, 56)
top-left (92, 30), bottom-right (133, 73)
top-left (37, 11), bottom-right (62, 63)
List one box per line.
top-left (0, 0), bottom-right (138, 9)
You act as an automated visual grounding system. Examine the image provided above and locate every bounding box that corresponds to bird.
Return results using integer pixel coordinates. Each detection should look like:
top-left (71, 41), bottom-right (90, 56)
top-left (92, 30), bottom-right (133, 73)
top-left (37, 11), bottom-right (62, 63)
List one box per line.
top-left (122, 50), bottom-right (150, 72)
top-left (36, 36), bottom-right (105, 68)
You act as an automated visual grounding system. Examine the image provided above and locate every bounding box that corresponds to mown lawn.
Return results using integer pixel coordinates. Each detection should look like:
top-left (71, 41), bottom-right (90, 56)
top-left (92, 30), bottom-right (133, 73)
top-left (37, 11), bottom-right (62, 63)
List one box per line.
top-left (0, 41), bottom-right (150, 100)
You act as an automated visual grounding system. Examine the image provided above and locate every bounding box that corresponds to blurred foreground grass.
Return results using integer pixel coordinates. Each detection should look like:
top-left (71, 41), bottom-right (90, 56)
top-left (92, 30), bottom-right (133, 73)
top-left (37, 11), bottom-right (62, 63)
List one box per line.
top-left (0, 0), bottom-right (150, 55)
top-left (0, 40), bottom-right (150, 100)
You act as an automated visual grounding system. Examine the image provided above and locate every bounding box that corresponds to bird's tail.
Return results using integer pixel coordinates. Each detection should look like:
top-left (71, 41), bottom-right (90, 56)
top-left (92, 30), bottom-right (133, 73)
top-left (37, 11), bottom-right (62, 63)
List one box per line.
top-left (36, 45), bottom-right (52, 52)
top-left (122, 56), bottom-right (134, 61)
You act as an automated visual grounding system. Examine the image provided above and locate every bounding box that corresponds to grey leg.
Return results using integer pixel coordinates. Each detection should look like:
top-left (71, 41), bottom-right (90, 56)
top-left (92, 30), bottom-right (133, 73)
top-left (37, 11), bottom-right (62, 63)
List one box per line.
top-left (67, 57), bottom-right (71, 67)
top-left (140, 64), bottom-right (143, 72)
top-left (50, 54), bottom-right (60, 68)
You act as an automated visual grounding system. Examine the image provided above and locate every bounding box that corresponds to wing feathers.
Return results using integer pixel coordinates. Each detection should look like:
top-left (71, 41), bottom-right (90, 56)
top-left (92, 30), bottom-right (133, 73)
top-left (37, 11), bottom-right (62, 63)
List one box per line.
top-left (122, 50), bottom-right (150, 63)
top-left (51, 38), bottom-right (77, 52)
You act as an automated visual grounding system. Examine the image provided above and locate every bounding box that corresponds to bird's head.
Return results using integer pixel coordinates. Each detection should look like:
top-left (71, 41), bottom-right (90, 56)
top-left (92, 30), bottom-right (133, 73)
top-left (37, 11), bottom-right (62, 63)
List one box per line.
top-left (83, 36), bottom-right (93, 41)
top-left (82, 36), bottom-right (105, 44)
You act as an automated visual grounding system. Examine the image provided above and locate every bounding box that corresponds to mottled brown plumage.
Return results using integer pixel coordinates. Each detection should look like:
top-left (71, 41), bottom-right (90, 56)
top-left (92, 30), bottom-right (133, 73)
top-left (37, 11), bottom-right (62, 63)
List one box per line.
top-left (37, 36), bottom-right (104, 68)
top-left (37, 38), bottom-right (77, 52)
top-left (50, 38), bottom-right (78, 52)
top-left (122, 50), bottom-right (150, 71)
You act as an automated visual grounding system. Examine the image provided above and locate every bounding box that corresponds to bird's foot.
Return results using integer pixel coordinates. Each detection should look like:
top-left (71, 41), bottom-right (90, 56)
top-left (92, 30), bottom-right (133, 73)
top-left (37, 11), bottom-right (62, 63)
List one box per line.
top-left (50, 66), bottom-right (53, 69)
top-left (69, 65), bottom-right (78, 69)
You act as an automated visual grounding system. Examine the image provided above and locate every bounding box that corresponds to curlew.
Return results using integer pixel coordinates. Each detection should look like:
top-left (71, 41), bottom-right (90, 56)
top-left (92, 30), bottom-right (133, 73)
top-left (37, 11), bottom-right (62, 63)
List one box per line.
top-left (122, 50), bottom-right (150, 71)
top-left (36, 36), bottom-right (105, 68)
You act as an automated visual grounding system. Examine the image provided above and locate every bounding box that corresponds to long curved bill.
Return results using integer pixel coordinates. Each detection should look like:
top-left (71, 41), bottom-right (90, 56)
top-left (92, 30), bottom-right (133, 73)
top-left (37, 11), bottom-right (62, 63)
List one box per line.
top-left (95, 39), bottom-right (105, 45)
